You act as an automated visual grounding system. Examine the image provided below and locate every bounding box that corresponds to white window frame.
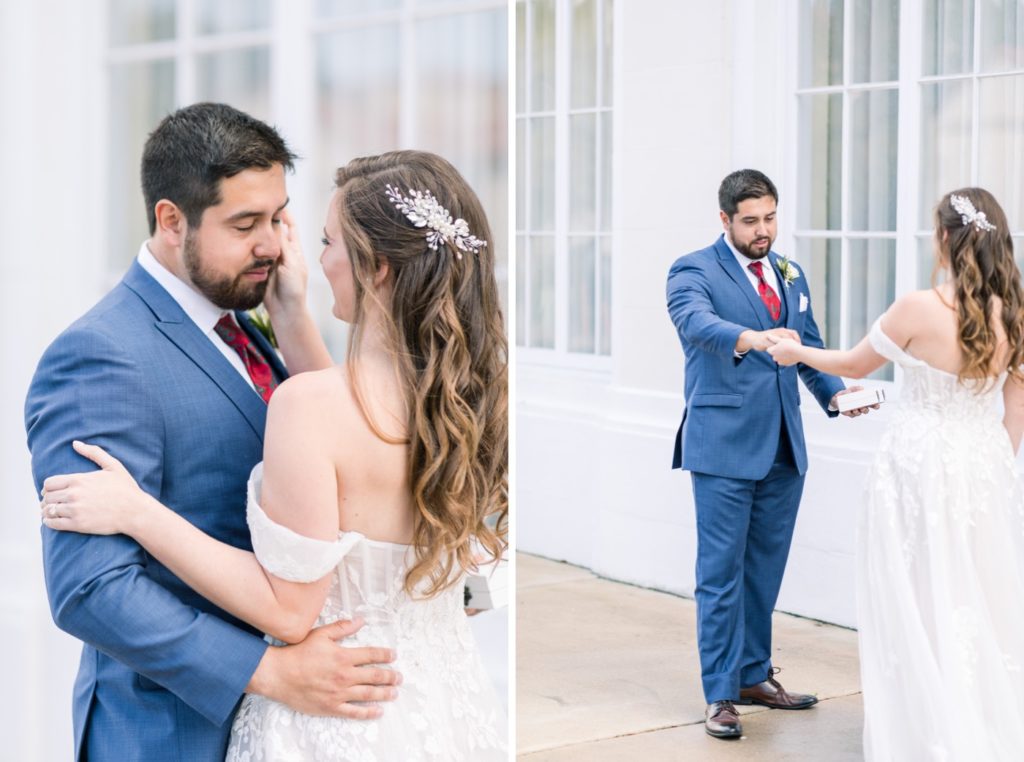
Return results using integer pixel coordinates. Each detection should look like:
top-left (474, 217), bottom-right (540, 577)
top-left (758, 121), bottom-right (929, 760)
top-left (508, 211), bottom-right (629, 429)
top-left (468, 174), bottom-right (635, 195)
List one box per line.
top-left (101, 0), bottom-right (507, 290)
top-left (517, 0), bottom-right (612, 370)
top-left (782, 0), bottom-right (1024, 393)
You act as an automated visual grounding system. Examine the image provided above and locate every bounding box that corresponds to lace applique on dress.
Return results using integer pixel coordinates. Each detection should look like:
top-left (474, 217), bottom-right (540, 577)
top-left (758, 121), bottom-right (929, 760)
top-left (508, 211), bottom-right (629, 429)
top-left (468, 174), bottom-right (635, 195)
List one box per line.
top-left (857, 317), bottom-right (1024, 760)
top-left (227, 465), bottom-right (507, 761)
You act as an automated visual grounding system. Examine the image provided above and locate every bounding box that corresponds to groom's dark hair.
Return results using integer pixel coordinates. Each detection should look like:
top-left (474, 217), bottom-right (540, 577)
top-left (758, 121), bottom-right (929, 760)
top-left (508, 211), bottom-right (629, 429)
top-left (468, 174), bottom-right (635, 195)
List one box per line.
top-left (141, 102), bottom-right (297, 234)
top-left (718, 169), bottom-right (778, 219)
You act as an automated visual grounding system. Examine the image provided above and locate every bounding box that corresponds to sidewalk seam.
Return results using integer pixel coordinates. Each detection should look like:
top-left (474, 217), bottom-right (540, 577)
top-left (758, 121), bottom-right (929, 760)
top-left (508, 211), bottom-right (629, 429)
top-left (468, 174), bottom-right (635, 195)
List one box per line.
top-left (517, 691), bottom-right (864, 757)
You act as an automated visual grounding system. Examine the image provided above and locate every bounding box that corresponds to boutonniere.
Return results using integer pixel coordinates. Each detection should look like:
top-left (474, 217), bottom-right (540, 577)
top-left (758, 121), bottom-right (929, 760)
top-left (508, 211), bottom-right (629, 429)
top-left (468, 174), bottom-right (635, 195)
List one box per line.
top-left (776, 255), bottom-right (800, 288)
top-left (247, 306), bottom-right (279, 348)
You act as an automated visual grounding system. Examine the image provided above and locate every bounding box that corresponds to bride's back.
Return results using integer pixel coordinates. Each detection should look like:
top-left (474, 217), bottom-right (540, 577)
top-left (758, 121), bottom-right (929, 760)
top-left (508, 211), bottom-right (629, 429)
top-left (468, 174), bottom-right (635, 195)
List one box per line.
top-left (296, 360), bottom-right (415, 545)
top-left (899, 284), bottom-right (1011, 378)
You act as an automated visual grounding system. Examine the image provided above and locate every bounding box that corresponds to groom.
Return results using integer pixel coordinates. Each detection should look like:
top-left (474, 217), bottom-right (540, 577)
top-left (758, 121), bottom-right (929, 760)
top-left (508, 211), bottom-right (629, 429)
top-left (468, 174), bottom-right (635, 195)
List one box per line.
top-left (25, 103), bottom-right (399, 760)
top-left (666, 169), bottom-right (870, 740)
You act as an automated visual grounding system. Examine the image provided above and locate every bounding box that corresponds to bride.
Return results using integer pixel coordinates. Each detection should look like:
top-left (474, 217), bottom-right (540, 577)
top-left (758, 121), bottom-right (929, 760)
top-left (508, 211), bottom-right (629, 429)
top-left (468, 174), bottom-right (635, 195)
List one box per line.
top-left (766, 188), bottom-right (1024, 760)
top-left (40, 150), bottom-right (508, 760)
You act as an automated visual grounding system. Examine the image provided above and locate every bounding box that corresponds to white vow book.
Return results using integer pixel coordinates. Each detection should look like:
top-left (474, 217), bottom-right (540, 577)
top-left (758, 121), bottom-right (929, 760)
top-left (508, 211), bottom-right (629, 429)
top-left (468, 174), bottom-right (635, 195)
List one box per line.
top-left (837, 387), bottom-right (886, 412)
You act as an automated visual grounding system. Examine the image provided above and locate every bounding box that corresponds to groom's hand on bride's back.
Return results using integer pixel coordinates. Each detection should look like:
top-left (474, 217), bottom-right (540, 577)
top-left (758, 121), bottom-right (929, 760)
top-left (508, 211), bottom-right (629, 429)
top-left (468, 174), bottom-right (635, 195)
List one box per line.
top-left (246, 617), bottom-right (402, 719)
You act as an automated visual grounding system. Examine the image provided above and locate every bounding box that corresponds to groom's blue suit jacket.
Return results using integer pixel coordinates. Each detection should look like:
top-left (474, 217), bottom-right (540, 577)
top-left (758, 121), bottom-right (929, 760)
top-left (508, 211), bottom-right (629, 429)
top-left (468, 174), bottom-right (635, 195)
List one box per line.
top-left (666, 235), bottom-right (844, 480)
top-left (25, 260), bottom-right (288, 761)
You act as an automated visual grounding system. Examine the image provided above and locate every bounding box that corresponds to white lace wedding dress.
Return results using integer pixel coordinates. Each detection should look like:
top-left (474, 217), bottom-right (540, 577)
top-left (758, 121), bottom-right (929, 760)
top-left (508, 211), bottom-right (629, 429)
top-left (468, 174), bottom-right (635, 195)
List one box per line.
top-left (859, 320), bottom-right (1024, 761)
top-left (226, 464), bottom-right (507, 761)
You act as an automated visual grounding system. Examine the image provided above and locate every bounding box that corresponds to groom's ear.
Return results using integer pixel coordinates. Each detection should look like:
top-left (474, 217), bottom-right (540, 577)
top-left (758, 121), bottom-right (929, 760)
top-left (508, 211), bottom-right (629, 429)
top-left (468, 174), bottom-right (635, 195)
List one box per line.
top-left (154, 200), bottom-right (186, 246)
top-left (719, 210), bottom-right (731, 231)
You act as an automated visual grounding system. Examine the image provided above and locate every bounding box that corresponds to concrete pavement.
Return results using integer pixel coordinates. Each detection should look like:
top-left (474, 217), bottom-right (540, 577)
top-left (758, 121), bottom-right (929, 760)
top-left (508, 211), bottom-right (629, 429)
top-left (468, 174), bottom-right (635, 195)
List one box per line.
top-left (517, 553), bottom-right (864, 760)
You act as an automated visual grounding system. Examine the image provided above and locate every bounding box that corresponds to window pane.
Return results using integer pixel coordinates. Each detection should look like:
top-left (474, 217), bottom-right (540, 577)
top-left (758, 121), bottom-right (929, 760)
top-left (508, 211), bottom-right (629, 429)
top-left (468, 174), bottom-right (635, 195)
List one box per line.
top-left (978, 75), bottom-right (1024, 231)
top-left (849, 239), bottom-right (895, 380)
top-left (569, 236), bottom-right (596, 352)
top-left (529, 235), bottom-right (555, 348)
top-left (516, 119), bottom-right (527, 230)
top-left (980, 0), bottom-right (1024, 72)
top-left (570, 113), bottom-right (597, 231)
top-left (917, 234), bottom-right (943, 289)
top-left (852, 0), bottom-right (899, 83)
top-left (530, 116), bottom-right (556, 231)
top-left (108, 0), bottom-right (175, 46)
top-left (922, 0), bottom-right (974, 76)
top-left (799, 0), bottom-right (843, 88)
top-left (602, 0), bottom-right (613, 106)
top-left (415, 9), bottom-right (508, 272)
top-left (315, 26), bottom-right (400, 173)
top-left (108, 61), bottom-right (175, 270)
top-left (571, 0), bottom-right (597, 108)
top-left (600, 110), bottom-right (612, 232)
top-left (850, 88), bottom-right (898, 231)
top-left (315, 0), bottom-right (400, 16)
top-left (531, 0), bottom-right (556, 111)
top-left (599, 235), bottom-right (611, 355)
top-left (417, 0), bottom-right (492, 6)
top-left (517, 235), bottom-right (527, 344)
top-left (799, 237), bottom-right (841, 349)
top-left (797, 93), bottom-right (842, 230)
top-left (919, 80), bottom-right (972, 228)
top-left (195, 48), bottom-right (271, 121)
top-left (196, 0), bottom-right (270, 35)
top-left (516, 1), bottom-right (527, 110)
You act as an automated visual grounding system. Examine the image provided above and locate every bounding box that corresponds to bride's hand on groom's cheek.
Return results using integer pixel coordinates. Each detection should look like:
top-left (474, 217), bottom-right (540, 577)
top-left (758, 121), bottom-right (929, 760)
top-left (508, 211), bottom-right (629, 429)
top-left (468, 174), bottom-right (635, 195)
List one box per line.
top-left (265, 207), bottom-right (309, 316)
top-left (40, 441), bottom-right (149, 536)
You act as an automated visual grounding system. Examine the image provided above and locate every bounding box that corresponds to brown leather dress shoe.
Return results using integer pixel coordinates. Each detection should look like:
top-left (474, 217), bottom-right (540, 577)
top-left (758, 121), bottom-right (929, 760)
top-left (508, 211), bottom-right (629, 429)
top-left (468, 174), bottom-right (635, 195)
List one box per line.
top-left (705, 700), bottom-right (743, 739)
top-left (737, 667), bottom-right (818, 709)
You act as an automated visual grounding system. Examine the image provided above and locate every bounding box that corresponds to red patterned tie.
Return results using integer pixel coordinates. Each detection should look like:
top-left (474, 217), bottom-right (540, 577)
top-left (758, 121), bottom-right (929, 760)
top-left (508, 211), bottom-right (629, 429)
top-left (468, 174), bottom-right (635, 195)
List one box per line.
top-left (214, 314), bottom-right (278, 403)
top-left (748, 261), bottom-right (781, 321)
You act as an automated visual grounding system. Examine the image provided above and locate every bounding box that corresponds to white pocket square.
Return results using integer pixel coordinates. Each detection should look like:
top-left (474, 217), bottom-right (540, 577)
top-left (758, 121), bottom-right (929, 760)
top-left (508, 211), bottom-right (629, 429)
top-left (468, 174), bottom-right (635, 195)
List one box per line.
top-left (799, 293), bottom-right (809, 313)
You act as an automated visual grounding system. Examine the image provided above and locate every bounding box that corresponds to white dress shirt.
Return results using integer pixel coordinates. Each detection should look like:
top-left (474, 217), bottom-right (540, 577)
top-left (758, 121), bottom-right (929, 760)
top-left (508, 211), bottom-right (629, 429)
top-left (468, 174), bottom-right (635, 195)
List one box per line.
top-left (724, 234), bottom-right (781, 297)
top-left (136, 242), bottom-right (257, 393)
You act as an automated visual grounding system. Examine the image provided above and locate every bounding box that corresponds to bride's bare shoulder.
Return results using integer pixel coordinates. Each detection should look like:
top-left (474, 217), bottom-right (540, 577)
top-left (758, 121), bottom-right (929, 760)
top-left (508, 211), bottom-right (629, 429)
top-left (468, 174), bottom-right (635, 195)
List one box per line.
top-left (265, 367), bottom-right (352, 420)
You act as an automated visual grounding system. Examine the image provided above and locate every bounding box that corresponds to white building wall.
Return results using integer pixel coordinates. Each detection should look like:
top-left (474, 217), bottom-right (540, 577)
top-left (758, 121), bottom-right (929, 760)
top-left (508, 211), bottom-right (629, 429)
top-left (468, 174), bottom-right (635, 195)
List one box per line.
top-left (518, 0), bottom-right (899, 630)
top-left (0, 2), bottom-right (104, 758)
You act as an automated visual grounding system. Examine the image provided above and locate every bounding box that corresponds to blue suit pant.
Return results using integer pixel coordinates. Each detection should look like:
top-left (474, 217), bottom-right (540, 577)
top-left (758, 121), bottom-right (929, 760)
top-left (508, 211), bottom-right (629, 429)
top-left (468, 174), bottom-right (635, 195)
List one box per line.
top-left (690, 424), bottom-right (805, 703)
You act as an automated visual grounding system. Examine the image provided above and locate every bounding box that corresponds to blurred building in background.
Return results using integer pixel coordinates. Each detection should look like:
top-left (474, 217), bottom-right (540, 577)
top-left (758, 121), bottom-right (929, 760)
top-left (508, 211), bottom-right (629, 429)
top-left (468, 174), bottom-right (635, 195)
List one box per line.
top-left (0, 1), bottom-right (506, 757)
top-left (517, 0), bottom-right (1024, 630)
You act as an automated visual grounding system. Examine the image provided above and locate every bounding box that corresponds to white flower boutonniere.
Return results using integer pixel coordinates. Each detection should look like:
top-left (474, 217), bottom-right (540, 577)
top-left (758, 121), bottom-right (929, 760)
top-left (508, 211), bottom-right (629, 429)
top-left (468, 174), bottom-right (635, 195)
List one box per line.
top-left (776, 255), bottom-right (800, 288)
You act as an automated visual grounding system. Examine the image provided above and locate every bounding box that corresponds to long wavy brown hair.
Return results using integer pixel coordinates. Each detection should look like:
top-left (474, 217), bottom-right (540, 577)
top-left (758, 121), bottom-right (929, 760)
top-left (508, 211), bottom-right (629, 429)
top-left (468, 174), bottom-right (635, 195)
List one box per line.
top-left (934, 187), bottom-right (1024, 385)
top-left (333, 150), bottom-right (508, 596)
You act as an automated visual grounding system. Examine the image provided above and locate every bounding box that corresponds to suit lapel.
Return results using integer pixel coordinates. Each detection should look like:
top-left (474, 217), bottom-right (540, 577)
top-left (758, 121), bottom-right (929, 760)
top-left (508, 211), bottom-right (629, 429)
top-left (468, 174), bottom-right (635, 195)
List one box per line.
top-left (236, 310), bottom-right (289, 383)
top-left (769, 252), bottom-right (799, 329)
top-left (123, 261), bottom-right (268, 441)
top-left (714, 236), bottom-right (769, 330)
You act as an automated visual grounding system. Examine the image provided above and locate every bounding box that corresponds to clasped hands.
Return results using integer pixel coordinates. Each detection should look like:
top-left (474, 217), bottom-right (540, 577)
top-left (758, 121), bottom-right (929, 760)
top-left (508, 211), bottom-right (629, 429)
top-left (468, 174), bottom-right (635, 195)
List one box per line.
top-left (737, 329), bottom-right (876, 418)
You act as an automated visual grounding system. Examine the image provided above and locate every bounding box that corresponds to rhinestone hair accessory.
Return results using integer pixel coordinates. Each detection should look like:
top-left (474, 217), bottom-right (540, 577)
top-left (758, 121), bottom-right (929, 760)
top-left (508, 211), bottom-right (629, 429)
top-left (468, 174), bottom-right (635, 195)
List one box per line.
top-left (384, 184), bottom-right (487, 259)
top-left (950, 194), bottom-right (997, 233)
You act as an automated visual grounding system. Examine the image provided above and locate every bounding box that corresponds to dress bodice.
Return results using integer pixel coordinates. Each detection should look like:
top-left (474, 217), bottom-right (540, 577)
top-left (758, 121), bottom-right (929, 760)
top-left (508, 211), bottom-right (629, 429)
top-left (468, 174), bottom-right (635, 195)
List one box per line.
top-left (230, 464), bottom-right (506, 760)
top-left (245, 464), bottom-right (466, 648)
top-left (868, 317), bottom-right (1006, 425)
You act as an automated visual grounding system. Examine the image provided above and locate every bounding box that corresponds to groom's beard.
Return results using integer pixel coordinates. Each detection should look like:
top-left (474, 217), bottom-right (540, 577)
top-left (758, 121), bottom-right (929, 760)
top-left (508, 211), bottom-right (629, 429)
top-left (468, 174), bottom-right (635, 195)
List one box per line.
top-left (731, 231), bottom-right (773, 260)
top-left (184, 230), bottom-right (277, 310)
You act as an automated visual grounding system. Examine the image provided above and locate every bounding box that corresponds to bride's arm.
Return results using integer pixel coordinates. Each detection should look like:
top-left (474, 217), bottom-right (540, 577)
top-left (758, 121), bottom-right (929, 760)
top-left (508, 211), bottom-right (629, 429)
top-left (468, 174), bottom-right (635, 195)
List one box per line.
top-left (768, 293), bottom-right (925, 376)
top-left (41, 378), bottom-right (338, 644)
top-left (768, 334), bottom-right (885, 378)
top-left (1003, 372), bottom-right (1024, 454)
